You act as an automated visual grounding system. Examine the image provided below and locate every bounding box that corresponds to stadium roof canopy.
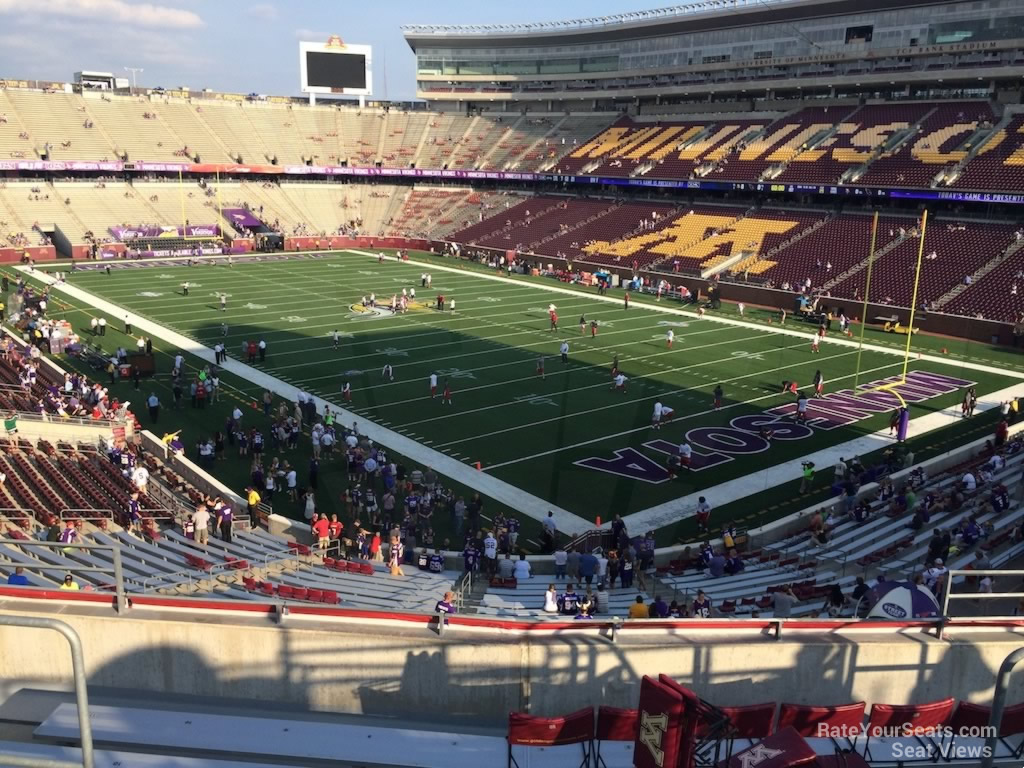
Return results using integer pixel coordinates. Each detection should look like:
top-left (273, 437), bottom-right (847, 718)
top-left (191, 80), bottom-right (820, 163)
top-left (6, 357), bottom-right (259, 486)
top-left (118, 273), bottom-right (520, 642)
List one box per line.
top-left (403, 0), bottom-right (940, 49)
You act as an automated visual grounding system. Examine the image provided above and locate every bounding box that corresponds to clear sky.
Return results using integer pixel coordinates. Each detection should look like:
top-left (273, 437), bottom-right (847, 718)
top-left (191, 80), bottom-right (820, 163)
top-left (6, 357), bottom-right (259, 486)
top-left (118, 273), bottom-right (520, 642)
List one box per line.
top-left (0, 0), bottom-right (665, 101)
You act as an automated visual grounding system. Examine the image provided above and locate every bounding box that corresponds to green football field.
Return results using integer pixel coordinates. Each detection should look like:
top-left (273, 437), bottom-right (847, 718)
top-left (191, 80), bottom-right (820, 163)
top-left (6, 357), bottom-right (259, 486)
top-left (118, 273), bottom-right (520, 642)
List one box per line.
top-left (44, 250), bottom-right (1021, 522)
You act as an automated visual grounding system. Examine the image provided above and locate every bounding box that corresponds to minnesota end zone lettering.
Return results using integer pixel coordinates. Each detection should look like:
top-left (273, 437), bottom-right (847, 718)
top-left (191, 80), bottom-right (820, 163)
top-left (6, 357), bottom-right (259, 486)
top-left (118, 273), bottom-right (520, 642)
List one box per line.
top-left (575, 371), bottom-right (973, 480)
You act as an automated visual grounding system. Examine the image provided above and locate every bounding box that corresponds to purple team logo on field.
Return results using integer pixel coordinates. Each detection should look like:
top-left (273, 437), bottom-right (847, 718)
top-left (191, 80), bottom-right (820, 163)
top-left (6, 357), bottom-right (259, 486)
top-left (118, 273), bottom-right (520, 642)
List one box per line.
top-left (575, 371), bottom-right (974, 481)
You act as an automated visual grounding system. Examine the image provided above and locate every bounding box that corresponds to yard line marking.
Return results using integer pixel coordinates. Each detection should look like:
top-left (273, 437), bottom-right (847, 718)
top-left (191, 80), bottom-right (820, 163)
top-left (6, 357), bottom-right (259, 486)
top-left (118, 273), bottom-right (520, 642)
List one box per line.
top-left (344, 248), bottom-right (1024, 381)
top-left (301, 322), bottom-right (745, 392)
top-left (441, 345), bottom-right (858, 453)
top-left (478, 356), bottom-right (909, 470)
top-left (375, 331), bottom-right (779, 415)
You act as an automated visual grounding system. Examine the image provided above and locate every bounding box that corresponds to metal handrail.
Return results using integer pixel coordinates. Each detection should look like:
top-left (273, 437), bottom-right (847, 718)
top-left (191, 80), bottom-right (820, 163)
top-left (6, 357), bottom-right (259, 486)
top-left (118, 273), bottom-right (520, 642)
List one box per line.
top-left (0, 537), bottom-right (127, 611)
top-left (0, 507), bottom-right (39, 528)
top-left (982, 647), bottom-right (1024, 768)
top-left (941, 568), bottom-right (1024, 617)
top-left (0, 615), bottom-right (93, 768)
top-left (135, 556), bottom-right (248, 595)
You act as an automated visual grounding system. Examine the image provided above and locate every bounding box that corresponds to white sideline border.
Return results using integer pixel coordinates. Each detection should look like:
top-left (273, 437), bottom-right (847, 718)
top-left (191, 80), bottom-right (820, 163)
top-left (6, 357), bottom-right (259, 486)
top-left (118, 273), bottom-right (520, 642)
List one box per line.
top-left (344, 250), bottom-right (1024, 534)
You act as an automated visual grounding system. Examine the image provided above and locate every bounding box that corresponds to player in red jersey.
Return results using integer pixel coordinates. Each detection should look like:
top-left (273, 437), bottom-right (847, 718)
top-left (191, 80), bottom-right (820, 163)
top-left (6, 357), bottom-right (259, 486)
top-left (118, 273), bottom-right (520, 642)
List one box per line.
top-left (536, 356), bottom-right (545, 379)
top-left (441, 379), bottom-right (453, 405)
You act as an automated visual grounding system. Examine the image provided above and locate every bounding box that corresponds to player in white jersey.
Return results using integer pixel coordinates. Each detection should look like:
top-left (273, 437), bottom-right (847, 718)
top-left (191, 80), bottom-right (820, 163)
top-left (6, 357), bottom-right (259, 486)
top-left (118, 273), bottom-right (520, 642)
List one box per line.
top-left (409, 287), bottom-right (416, 301)
top-left (429, 372), bottom-right (438, 398)
top-left (382, 363), bottom-right (394, 381)
top-left (811, 334), bottom-right (820, 353)
top-left (666, 329), bottom-right (674, 349)
top-left (342, 381), bottom-right (352, 402)
top-left (611, 373), bottom-right (628, 393)
top-left (332, 330), bottom-right (340, 349)
top-left (679, 441), bottom-right (692, 469)
top-left (652, 401), bottom-right (664, 429)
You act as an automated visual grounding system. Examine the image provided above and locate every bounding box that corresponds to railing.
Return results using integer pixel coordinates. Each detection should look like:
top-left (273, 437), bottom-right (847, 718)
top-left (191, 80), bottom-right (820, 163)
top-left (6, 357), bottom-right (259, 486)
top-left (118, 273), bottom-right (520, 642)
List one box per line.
top-left (0, 616), bottom-right (94, 768)
top-left (453, 568), bottom-right (473, 613)
top-left (0, 506), bottom-right (39, 528)
top-left (0, 537), bottom-right (127, 612)
top-left (942, 568), bottom-right (1024, 621)
top-left (134, 557), bottom-right (246, 595)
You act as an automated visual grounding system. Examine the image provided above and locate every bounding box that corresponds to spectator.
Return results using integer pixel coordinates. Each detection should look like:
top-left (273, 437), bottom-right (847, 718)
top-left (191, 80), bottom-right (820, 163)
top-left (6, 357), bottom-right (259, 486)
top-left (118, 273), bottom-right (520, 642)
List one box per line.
top-left (708, 550), bottom-right (726, 578)
top-left (513, 553), bottom-right (531, 581)
top-left (772, 585), bottom-right (797, 618)
top-left (482, 530), bottom-right (498, 575)
top-left (692, 589), bottom-right (712, 618)
top-left (60, 573), bottom-right (80, 591)
top-left (192, 503), bottom-right (210, 547)
top-left (826, 585), bottom-right (848, 617)
top-left (434, 591), bottom-right (456, 615)
top-left (651, 594), bottom-right (669, 618)
top-left (595, 583), bottom-right (609, 614)
top-left (543, 583), bottom-right (558, 613)
top-left (595, 547), bottom-right (608, 586)
top-left (924, 559), bottom-right (947, 593)
top-left (498, 553), bottom-right (515, 579)
top-left (628, 595), bottom-right (649, 619)
top-left (312, 513), bottom-right (330, 550)
top-left (724, 548), bottom-right (745, 575)
top-left (566, 546), bottom-right (581, 581)
top-left (6, 566), bottom-right (28, 585)
top-left (962, 471), bottom-right (977, 492)
top-left (852, 576), bottom-right (870, 604)
top-left (553, 545), bottom-right (567, 579)
top-left (559, 584), bottom-right (580, 615)
top-left (579, 549), bottom-right (597, 585)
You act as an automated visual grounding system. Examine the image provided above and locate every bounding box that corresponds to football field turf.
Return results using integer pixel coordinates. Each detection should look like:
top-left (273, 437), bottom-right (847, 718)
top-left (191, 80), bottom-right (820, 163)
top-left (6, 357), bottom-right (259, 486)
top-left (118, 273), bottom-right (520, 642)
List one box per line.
top-left (52, 251), bottom-right (1020, 521)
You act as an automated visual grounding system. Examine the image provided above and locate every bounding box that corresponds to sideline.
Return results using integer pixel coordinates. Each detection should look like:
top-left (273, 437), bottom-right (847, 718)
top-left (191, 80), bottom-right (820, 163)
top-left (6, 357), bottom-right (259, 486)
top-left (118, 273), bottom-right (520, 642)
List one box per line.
top-left (21, 267), bottom-right (594, 536)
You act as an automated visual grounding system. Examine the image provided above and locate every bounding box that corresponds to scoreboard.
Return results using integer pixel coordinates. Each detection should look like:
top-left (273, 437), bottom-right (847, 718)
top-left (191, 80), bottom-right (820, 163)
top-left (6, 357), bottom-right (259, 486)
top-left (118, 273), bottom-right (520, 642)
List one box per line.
top-left (300, 36), bottom-right (372, 97)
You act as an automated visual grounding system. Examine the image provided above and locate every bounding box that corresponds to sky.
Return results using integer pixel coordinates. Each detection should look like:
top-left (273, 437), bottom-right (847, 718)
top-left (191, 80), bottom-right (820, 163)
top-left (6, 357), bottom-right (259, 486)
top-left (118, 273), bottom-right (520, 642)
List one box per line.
top-left (0, 0), bottom-right (666, 101)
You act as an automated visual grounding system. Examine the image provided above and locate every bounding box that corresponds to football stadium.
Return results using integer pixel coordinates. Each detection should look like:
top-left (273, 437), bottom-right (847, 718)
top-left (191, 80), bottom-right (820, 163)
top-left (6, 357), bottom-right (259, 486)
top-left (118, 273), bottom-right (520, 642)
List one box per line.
top-left (1, 0), bottom-right (1024, 765)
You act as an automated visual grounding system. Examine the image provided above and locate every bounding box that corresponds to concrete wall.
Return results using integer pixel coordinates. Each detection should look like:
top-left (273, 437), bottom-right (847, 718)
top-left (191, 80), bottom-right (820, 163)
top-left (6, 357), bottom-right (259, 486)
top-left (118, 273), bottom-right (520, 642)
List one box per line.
top-left (0, 601), bottom-right (1021, 725)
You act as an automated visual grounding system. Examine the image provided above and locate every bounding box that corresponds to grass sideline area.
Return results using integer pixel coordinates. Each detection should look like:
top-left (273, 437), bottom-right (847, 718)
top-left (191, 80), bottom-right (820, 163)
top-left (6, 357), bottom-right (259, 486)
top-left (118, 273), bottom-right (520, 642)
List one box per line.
top-left (20, 250), bottom-right (1021, 550)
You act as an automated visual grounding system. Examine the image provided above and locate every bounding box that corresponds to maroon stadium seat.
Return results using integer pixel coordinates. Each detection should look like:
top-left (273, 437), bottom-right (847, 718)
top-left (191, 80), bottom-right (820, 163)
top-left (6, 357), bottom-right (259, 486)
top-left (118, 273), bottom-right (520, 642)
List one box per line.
top-left (595, 706), bottom-right (637, 768)
top-left (864, 698), bottom-right (954, 759)
top-left (777, 701), bottom-right (866, 738)
top-left (507, 707), bottom-right (594, 768)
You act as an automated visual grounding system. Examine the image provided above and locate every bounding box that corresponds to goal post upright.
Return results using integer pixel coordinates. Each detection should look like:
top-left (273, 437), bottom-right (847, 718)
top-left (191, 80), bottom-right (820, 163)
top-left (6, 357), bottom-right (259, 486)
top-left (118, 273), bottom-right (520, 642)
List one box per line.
top-left (854, 210), bottom-right (879, 391)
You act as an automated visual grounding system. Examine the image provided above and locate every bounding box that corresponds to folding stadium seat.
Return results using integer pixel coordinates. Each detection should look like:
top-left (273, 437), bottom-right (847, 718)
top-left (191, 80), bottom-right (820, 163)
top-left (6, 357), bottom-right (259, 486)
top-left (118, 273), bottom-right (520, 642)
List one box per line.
top-left (259, 582), bottom-right (275, 596)
top-left (323, 557), bottom-right (336, 569)
top-left (289, 541), bottom-right (311, 557)
top-left (291, 587), bottom-right (308, 601)
top-left (507, 708), bottom-right (594, 768)
top-left (242, 577), bottom-right (258, 592)
top-left (863, 698), bottom-right (954, 760)
top-left (594, 706), bottom-right (637, 768)
top-left (306, 589), bottom-right (323, 603)
top-left (359, 563), bottom-right (374, 576)
top-left (718, 600), bottom-right (736, 614)
top-left (777, 701), bottom-right (866, 750)
top-left (320, 590), bottom-right (339, 605)
top-left (278, 585), bottom-right (295, 600)
top-left (950, 700), bottom-right (1024, 759)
